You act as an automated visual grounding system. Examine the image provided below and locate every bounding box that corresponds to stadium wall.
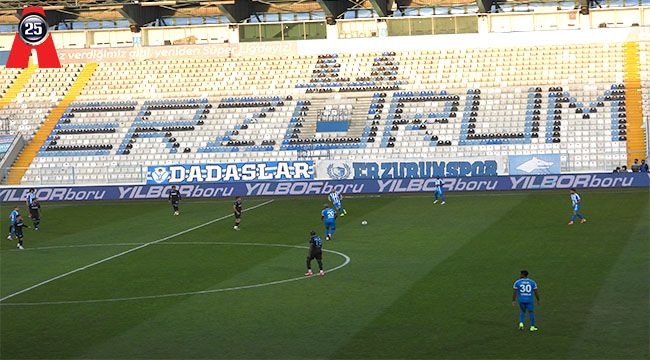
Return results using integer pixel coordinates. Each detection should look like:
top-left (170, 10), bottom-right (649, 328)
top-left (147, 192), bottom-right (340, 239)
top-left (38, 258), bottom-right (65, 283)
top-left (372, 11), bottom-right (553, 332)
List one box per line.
top-left (0, 173), bottom-right (648, 202)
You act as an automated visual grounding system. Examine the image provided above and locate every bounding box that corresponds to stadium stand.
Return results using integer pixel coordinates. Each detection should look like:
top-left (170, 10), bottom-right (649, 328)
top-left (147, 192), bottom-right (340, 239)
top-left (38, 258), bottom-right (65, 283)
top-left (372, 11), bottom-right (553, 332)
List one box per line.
top-left (623, 42), bottom-right (645, 166)
top-left (0, 66), bottom-right (23, 106)
top-left (1, 64), bottom-right (83, 136)
top-left (639, 41), bottom-right (650, 164)
top-left (0, 40), bottom-right (648, 184)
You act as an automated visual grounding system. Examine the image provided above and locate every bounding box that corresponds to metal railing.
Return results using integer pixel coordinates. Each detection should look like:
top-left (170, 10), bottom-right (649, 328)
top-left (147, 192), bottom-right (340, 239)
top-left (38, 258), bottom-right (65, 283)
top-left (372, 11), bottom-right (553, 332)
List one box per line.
top-left (0, 118), bottom-right (11, 135)
top-left (317, 108), bottom-right (350, 122)
top-left (1, 165), bottom-right (146, 186)
top-left (297, 148), bottom-right (332, 160)
top-left (0, 135), bottom-right (25, 183)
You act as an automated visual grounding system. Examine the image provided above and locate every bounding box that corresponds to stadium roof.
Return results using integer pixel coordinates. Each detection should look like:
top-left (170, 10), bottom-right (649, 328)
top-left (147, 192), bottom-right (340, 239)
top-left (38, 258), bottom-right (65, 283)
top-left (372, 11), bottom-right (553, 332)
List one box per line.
top-left (0, 0), bottom-right (547, 25)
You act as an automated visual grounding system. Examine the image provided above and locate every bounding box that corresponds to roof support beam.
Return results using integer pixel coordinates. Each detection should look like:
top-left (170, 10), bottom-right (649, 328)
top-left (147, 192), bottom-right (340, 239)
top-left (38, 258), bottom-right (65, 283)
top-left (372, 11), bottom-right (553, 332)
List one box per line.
top-left (216, 0), bottom-right (254, 23)
top-left (368, 0), bottom-right (389, 17)
top-left (316, 0), bottom-right (349, 19)
top-left (393, 0), bottom-right (412, 12)
top-left (118, 3), bottom-right (175, 26)
top-left (476, 0), bottom-right (493, 13)
top-left (44, 9), bottom-right (80, 27)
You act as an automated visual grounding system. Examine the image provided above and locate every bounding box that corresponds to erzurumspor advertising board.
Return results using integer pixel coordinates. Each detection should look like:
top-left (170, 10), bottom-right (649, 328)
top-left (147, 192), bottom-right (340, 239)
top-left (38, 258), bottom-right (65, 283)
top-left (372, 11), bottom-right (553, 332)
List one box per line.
top-left (316, 158), bottom-right (506, 180)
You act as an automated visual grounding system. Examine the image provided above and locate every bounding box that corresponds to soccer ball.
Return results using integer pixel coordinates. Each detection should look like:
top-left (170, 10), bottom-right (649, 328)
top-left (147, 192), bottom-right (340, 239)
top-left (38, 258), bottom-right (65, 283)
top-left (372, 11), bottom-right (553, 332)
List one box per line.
top-left (361, 220), bottom-right (368, 225)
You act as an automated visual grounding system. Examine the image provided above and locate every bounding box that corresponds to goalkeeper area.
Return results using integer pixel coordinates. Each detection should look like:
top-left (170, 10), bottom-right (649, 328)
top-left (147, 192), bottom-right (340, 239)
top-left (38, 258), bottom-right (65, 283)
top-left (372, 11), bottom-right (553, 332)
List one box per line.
top-left (0, 189), bottom-right (648, 359)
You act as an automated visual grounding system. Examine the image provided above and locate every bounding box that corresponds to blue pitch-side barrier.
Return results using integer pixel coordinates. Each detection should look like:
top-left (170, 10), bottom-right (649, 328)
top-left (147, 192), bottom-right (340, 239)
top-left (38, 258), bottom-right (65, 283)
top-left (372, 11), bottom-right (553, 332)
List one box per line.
top-left (0, 173), bottom-right (648, 202)
top-left (0, 50), bottom-right (9, 66)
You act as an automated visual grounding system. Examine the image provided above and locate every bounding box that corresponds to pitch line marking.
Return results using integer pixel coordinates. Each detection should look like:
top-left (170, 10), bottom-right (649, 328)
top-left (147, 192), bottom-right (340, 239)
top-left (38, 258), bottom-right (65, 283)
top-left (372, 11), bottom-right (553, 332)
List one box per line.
top-left (0, 242), bottom-right (351, 306)
top-left (0, 199), bottom-right (275, 303)
top-left (3, 243), bottom-right (143, 252)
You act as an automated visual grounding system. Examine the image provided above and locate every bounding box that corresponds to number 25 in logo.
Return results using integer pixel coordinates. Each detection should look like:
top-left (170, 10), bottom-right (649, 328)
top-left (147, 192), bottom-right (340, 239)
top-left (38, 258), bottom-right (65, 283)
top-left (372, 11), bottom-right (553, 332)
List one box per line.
top-left (6, 7), bottom-right (60, 68)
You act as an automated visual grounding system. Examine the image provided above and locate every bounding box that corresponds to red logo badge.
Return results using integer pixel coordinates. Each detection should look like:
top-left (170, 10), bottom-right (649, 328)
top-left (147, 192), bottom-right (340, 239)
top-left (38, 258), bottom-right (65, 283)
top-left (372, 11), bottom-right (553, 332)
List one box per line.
top-left (6, 7), bottom-right (60, 68)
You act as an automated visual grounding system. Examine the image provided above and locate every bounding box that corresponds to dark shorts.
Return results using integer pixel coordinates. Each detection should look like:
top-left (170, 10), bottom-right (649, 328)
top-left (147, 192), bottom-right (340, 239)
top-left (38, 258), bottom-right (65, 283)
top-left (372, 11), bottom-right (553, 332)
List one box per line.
top-left (29, 209), bottom-right (40, 220)
top-left (171, 200), bottom-right (179, 207)
top-left (234, 211), bottom-right (241, 219)
top-left (15, 231), bottom-right (23, 239)
top-left (307, 251), bottom-right (322, 261)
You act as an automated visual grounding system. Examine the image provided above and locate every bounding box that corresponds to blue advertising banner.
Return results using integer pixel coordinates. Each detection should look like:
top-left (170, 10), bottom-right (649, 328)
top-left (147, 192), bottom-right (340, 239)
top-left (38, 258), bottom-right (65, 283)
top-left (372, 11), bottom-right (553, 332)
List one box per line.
top-left (508, 154), bottom-right (562, 175)
top-left (1, 173), bottom-right (648, 202)
top-left (316, 157), bottom-right (506, 180)
top-left (0, 51), bottom-right (9, 66)
top-left (146, 161), bottom-right (314, 185)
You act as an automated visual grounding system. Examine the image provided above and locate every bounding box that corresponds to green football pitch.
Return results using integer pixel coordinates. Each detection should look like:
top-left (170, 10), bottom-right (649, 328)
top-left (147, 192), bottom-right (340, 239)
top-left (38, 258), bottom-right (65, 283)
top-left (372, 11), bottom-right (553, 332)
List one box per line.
top-left (1, 189), bottom-right (648, 359)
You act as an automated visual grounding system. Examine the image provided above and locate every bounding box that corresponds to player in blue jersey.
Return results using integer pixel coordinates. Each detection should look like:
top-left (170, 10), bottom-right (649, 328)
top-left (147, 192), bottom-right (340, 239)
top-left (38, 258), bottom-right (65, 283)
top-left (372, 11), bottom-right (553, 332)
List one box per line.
top-left (328, 190), bottom-right (347, 216)
top-left (568, 188), bottom-right (587, 225)
top-left (7, 207), bottom-right (19, 241)
top-left (433, 176), bottom-right (446, 205)
top-left (321, 205), bottom-right (337, 241)
top-left (512, 270), bottom-right (540, 332)
top-left (305, 230), bottom-right (325, 276)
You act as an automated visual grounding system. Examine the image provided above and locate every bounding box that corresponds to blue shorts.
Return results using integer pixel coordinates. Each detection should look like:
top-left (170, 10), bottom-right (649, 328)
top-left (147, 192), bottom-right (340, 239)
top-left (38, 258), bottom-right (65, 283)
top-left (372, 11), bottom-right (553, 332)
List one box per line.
top-left (519, 302), bottom-right (534, 312)
top-left (325, 221), bottom-right (336, 230)
top-left (573, 204), bottom-right (581, 212)
top-left (333, 201), bottom-right (342, 209)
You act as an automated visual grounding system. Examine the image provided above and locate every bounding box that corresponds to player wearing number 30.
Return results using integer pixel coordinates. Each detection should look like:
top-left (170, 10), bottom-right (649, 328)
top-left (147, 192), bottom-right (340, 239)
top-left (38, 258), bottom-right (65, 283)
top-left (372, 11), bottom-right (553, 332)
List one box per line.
top-left (512, 270), bottom-right (540, 332)
top-left (321, 205), bottom-right (337, 241)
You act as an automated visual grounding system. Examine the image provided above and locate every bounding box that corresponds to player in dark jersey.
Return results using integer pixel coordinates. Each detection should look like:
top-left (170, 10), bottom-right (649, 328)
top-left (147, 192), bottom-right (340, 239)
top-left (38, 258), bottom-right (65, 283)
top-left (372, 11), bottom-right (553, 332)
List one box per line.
top-left (233, 197), bottom-right (242, 231)
top-left (305, 230), bottom-right (325, 276)
top-left (28, 198), bottom-right (41, 231)
top-left (13, 215), bottom-right (29, 250)
top-left (168, 185), bottom-right (181, 216)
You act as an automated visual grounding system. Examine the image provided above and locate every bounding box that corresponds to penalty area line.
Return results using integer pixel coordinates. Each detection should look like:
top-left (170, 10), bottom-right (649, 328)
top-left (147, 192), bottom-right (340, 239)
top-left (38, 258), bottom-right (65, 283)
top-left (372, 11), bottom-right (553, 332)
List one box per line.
top-left (0, 199), bottom-right (275, 303)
